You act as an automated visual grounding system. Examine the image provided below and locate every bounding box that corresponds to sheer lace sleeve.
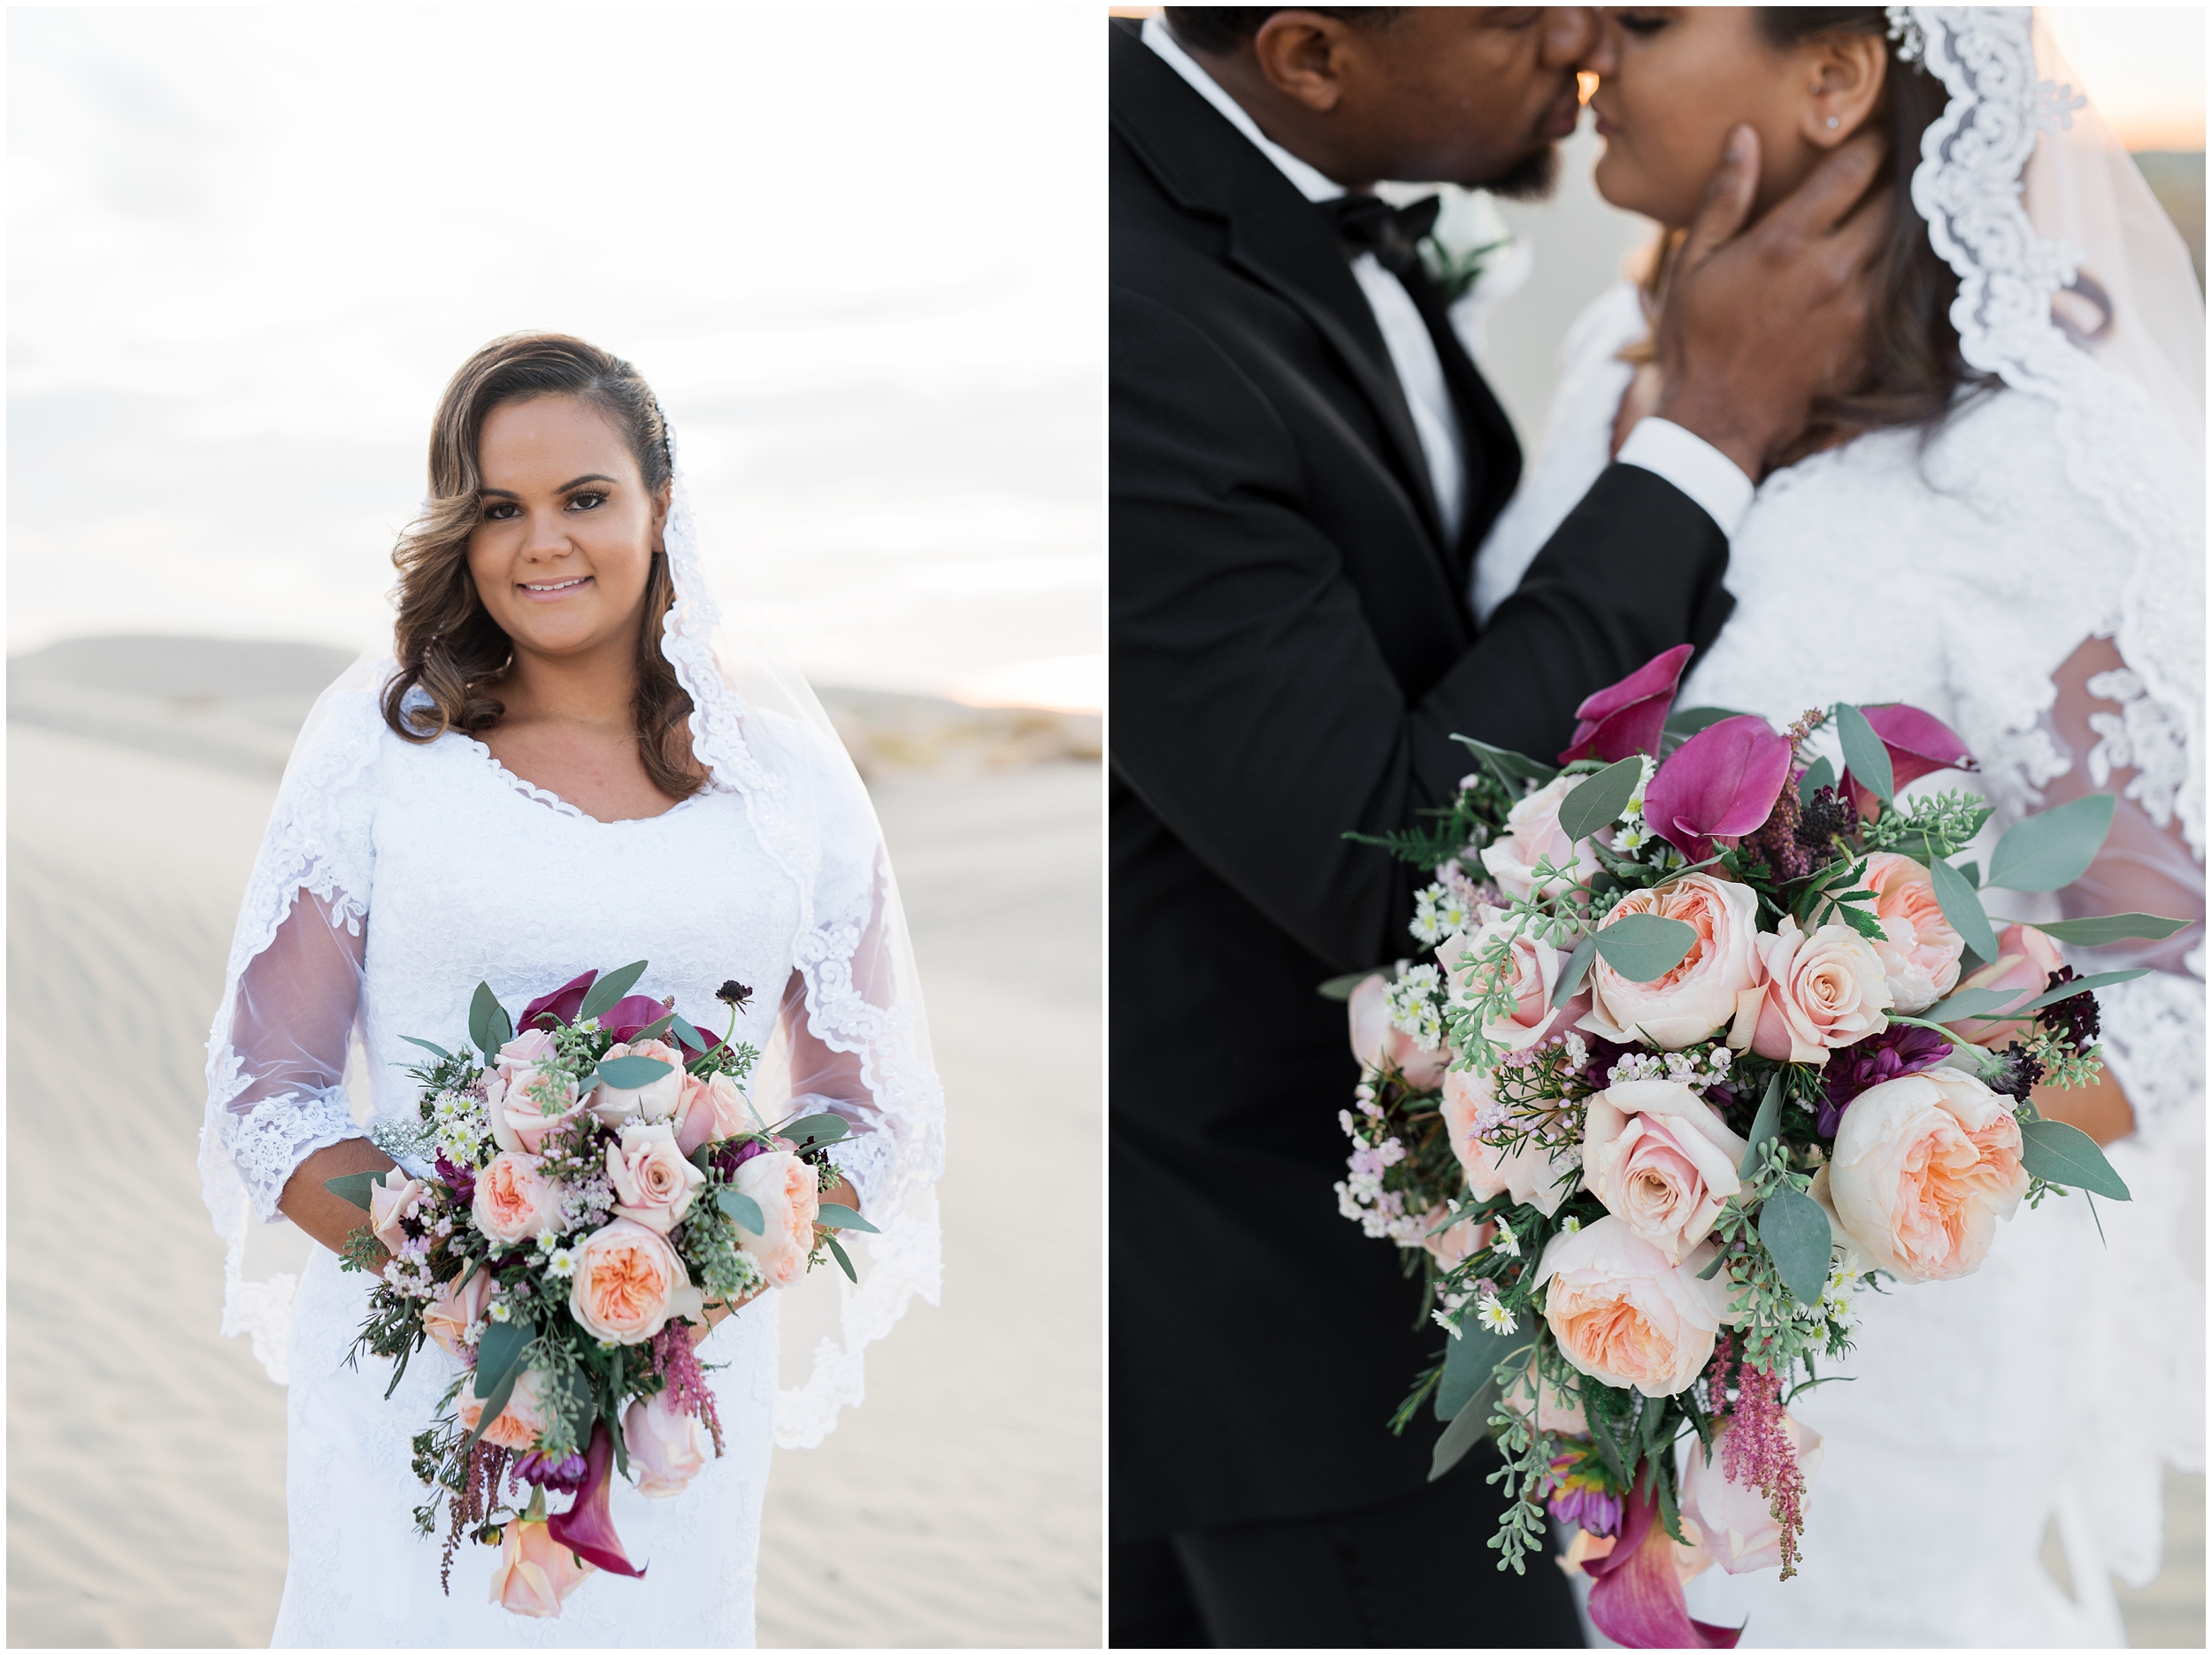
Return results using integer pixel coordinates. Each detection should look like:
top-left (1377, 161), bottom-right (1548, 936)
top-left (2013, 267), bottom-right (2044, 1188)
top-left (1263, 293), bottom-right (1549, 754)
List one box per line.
top-left (198, 659), bottom-right (389, 1381)
top-left (2035, 637), bottom-right (2205, 1150)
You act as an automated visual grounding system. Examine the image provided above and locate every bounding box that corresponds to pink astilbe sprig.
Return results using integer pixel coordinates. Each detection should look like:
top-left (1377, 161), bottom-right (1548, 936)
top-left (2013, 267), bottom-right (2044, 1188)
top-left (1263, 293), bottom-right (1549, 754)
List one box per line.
top-left (1712, 1335), bottom-right (1809, 1580)
top-left (649, 1322), bottom-right (726, 1457)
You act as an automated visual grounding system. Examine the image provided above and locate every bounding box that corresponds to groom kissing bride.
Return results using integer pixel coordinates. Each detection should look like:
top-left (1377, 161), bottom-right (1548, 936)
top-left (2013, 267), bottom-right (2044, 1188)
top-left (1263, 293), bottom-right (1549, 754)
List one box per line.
top-left (1107, 6), bottom-right (1893, 1646)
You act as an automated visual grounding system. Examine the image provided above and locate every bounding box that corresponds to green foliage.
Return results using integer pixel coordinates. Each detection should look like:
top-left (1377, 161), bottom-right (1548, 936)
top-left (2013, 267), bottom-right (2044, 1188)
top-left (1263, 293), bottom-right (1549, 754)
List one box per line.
top-left (1591, 913), bottom-right (1697, 982)
top-left (1832, 702), bottom-right (1894, 805)
top-left (2018, 1117), bottom-right (2131, 1199)
top-left (1558, 756), bottom-right (1646, 843)
top-left (577, 961), bottom-right (650, 1024)
top-left (1927, 854), bottom-right (1999, 961)
top-left (1987, 793), bottom-right (2117, 892)
top-left (1863, 791), bottom-right (1994, 861)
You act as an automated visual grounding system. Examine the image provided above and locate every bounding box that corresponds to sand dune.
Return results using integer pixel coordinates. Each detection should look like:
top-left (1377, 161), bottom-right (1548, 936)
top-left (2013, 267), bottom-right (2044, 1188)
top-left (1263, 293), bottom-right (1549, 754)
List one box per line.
top-left (5, 642), bottom-right (1101, 1649)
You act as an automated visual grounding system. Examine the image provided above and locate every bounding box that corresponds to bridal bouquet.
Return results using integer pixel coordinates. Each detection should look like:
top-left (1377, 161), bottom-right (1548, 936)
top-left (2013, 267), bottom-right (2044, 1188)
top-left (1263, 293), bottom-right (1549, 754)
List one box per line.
top-left (1333, 647), bottom-right (2182, 1648)
top-left (326, 962), bottom-right (873, 1620)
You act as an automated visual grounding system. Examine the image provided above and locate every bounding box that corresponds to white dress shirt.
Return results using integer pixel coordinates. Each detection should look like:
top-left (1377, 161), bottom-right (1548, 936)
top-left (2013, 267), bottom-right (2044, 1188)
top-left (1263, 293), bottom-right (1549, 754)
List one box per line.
top-left (1139, 14), bottom-right (1753, 542)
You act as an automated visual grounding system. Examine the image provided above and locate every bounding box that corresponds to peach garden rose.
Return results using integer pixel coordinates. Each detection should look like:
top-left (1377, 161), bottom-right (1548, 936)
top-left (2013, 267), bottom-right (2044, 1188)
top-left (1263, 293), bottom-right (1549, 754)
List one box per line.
top-left (1856, 852), bottom-right (1964, 1015)
top-left (472, 1151), bottom-right (565, 1250)
top-left (730, 1149), bottom-right (824, 1290)
top-left (1824, 1068), bottom-right (2028, 1283)
top-left (422, 1267), bottom-right (493, 1358)
top-left (1534, 1215), bottom-right (1730, 1398)
top-left (1580, 873), bottom-right (1764, 1050)
top-left (456, 1367), bottom-right (557, 1454)
top-left (569, 1218), bottom-right (703, 1344)
top-left (487, 1518), bottom-right (595, 1618)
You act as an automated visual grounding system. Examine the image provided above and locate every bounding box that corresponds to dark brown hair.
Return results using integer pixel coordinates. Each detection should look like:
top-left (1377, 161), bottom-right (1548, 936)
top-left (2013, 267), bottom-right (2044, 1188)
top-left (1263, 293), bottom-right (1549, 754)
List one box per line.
top-left (1633, 10), bottom-right (1993, 457)
top-left (380, 333), bottom-right (703, 801)
top-left (1162, 7), bottom-right (1405, 56)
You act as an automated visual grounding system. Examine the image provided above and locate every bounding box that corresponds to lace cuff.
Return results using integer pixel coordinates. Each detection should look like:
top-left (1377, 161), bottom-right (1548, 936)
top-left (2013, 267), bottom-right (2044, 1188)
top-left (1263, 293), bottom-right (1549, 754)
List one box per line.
top-left (2096, 970), bottom-right (2206, 1152)
top-left (222, 1087), bottom-right (365, 1222)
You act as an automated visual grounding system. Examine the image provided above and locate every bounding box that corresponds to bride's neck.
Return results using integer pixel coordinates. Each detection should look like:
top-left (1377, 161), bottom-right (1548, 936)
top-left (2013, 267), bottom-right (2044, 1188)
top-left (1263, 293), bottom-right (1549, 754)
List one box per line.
top-left (493, 639), bottom-right (638, 732)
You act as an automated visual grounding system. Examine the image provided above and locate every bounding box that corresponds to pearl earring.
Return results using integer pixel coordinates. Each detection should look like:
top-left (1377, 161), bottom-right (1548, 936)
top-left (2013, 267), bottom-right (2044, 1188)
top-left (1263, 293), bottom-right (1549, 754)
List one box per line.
top-left (1826, 115), bottom-right (1840, 129)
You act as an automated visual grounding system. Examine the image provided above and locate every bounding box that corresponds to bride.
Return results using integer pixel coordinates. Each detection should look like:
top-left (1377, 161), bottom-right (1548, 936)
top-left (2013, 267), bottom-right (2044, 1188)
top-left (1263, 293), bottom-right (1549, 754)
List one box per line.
top-left (196, 333), bottom-right (944, 1646)
top-left (1475, 8), bottom-right (2202, 1646)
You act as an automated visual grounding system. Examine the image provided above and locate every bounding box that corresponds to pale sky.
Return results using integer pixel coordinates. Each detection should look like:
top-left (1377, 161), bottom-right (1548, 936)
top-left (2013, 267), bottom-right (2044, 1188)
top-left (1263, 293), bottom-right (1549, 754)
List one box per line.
top-left (2047, 6), bottom-right (2208, 151)
top-left (9, 7), bottom-right (1104, 706)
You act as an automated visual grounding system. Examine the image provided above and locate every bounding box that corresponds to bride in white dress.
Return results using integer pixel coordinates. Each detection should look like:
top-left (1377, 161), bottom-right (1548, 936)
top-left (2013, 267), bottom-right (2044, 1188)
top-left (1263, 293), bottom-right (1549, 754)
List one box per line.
top-left (1474, 9), bottom-right (2201, 1645)
top-left (196, 334), bottom-right (944, 1646)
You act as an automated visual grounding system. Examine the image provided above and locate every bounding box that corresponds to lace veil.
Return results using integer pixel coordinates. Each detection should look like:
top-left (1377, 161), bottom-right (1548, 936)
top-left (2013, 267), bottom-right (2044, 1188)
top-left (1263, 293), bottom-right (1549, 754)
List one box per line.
top-left (196, 433), bottom-right (946, 1450)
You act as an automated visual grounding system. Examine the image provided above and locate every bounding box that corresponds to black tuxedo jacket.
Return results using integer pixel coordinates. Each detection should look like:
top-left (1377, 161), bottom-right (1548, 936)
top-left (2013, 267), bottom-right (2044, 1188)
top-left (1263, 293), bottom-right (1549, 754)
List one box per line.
top-left (1108, 18), bottom-right (1734, 1543)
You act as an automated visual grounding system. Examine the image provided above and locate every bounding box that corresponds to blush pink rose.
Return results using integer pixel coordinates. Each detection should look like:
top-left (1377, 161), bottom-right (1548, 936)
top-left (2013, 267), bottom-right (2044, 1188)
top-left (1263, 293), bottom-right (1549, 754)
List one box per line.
top-left (569, 1218), bottom-right (703, 1344)
top-left (368, 1169), bottom-right (426, 1258)
top-left (1440, 1066), bottom-right (1579, 1217)
top-left (456, 1367), bottom-right (556, 1453)
top-left (623, 1389), bottom-right (710, 1498)
top-left (731, 1149), bottom-right (824, 1290)
top-left (1534, 1216), bottom-right (1730, 1398)
top-left (488, 1518), bottom-right (595, 1618)
top-left (1479, 775), bottom-right (1598, 901)
top-left (1824, 1068), bottom-right (2029, 1283)
top-left (1580, 874), bottom-right (1764, 1050)
top-left (1728, 916), bottom-right (1893, 1066)
top-left (472, 1151), bottom-right (564, 1249)
top-left (1679, 1414), bottom-right (1824, 1574)
top-left (1347, 974), bottom-right (1448, 1091)
top-left (588, 1038), bottom-right (688, 1128)
top-left (1582, 1078), bottom-right (1750, 1263)
top-left (423, 1268), bottom-right (493, 1358)
top-left (1439, 917), bottom-right (1589, 1055)
top-left (488, 1030), bottom-right (586, 1155)
top-left (1417, 1205), bottom-right (1492, 1270)
top-left (1945, 923), bottom-right (2066, 1048)
top-left (605, 1121), bottom-right (705, 1234)
top-left (1855, 853), bottom-right (1964, 1015)
top-left (674, 1070), bottom-right (755, 1155)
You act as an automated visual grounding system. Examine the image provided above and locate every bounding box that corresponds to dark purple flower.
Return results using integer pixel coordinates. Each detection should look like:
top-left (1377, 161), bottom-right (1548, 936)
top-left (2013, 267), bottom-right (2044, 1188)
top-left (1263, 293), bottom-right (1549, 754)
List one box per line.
top-left (434, 1153), bottom-right (476, 1205)
top-left (1557, 644), bottom-right (1695, 765)
top-left (545, 1420), bottom-right (645, 1578)
top-left (1816, 1023), bottom-right (1951, 1136)
top-left (711, 1138), bottom-right (773, 1178)
top-left (2036, 966), bottom-right (2102, 1048)
top-left (1985, 1040), bottom-right (2046, 1103)
top-left (514, 1450), bottom-right (589, 1493)
top-left (1550, 1483), bottom-right (1623, 1537)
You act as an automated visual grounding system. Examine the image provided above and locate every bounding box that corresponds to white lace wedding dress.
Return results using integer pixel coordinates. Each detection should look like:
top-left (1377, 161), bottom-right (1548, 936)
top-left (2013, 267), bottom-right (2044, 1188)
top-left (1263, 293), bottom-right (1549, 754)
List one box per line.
top-left (198, 469), bottom-right (945, 1647)
top-left (1475, 11), bottom-right (2203, 1644)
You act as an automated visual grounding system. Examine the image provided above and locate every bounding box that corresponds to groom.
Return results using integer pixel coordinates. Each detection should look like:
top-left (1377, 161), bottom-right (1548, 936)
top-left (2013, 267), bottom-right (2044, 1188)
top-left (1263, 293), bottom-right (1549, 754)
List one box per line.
top-left (1110, 8), bottom-right (1888, 1646)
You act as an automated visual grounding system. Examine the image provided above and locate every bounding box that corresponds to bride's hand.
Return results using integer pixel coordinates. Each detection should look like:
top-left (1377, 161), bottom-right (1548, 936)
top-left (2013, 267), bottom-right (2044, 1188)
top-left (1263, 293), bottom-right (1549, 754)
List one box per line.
top-left (686, 1175), bottom-right (860, 1346)
top-left (2031, 1069), bottom-right (2136, 1148)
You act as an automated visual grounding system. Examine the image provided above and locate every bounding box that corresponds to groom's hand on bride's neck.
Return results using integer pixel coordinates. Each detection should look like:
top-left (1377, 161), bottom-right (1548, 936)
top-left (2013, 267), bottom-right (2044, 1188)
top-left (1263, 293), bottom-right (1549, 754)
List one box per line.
top-left (1654, 122), bottom-right (1890, 482)
top-left (1171, 7), bottom-right (1594, 195)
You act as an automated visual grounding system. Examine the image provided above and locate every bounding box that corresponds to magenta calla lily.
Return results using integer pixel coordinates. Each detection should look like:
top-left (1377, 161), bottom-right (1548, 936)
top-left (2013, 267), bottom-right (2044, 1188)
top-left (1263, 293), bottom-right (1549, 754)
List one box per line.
top-left (518, 973), bottom-right (719, 1058)
top-left (1643, 715), bottom-right (1793, 863)
top-left (1585, 1478), bottom-right (1740, 1650)
top-left (1559, 644), bottom-right (1696, 764)
top-left (520, 970), bottom-right (597, 1034)
top-left (1839, 703), bottom-right (1977, 816)
top-left (545, 1419), bottom-right (646, 1580)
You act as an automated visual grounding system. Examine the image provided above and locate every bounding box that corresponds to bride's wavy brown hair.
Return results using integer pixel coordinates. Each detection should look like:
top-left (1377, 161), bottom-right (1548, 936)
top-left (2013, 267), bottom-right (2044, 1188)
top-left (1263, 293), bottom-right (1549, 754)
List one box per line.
top-left (1632, 9), bottom-right (1996, 457)
top-left (381, 333), bottom-right (703, 800)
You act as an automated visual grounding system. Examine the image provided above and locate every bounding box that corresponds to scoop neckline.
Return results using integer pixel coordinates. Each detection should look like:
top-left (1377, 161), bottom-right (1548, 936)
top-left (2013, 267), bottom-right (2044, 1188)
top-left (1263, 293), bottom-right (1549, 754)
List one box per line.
top-left (450, 732), bottom-right (709, 828)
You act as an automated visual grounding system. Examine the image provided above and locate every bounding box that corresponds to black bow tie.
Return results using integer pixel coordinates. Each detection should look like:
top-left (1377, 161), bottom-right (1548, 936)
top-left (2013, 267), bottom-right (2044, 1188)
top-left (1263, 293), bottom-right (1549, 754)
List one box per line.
top-left (1330, 194), bottom-right (1441, 279)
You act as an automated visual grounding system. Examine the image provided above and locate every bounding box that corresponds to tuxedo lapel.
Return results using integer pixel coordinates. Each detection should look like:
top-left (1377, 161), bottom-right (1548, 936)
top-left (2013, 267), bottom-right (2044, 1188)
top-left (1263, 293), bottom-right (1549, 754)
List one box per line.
top-left (1394, 260), bottom-right (1524, 589)
top-left (1109, 24), bottom-right (1451, 555)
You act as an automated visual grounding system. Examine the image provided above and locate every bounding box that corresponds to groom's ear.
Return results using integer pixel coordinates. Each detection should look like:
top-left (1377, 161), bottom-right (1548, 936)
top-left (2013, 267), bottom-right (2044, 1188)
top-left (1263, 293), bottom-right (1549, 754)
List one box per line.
top-left (1249, 10), bottom-right (1359, 113)
top-left (1799, 32), bottom-right (1888, 150)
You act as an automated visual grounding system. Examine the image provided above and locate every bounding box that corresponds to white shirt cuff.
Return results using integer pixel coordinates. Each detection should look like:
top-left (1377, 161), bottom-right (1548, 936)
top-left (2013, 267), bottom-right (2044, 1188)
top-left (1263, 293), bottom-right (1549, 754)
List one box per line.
top-left (1616, 418), bottom-right (1755, 539)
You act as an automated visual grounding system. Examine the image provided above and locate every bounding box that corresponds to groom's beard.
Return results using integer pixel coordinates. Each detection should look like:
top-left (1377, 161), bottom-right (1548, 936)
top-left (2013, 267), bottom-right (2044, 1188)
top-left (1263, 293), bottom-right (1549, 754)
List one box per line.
top-left (1484, 142), bottom-right (1560, 202)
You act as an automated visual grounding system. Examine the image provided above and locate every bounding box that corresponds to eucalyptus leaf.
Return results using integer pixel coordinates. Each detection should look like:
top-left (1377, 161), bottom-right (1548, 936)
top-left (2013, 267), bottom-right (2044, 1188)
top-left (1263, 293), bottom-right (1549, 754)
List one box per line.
top-left (1925, 969), bottom-right (2145, 1026)
top-left (577, 961), bottom-right (651, 1025)
top-left (779, 1111), bottom-right (852, 1148)
top-left (1435, 1322), bottom-right (1511, 1422)
top-left (1738, 1071), bottom-right (1784, 1179)
top-left (323, 1171), bottom-right (381, 1211)
top-left (1551, 933), bottom-right (1598, 1011)
top-left (670, 1013), bottom-right (707, 1051)
top-left (1919, 986), bottom-right (2024, 1024)
top-left (630, 1014), bottom-right (677, 1046)
top-left (472, 1321), bottom-right (530, 1400)
top-left (815, 1201), bottom-right (879, 1235)
top-left (1558, 756), bottom-right (1645, 844)
top-left (718, 1188), bottom-right (766, 1236)
top-left (1450, 732), bottom-right (1560, 791)
top-left (2020, 1119), bottom-right (2132, 1199)
top-left (1664, 706), bottom-right (1750, 744)
top-left (1833, 702), bottom-right (1894, 806)
top-left (399, 1035), bottom-right (452, 1060)
top-left (1426, 1391), bottom-right (1492, 1483)
top-left (468, 981), bottom-right (504, 1061)
top-left (595, 1054), bottom-right (675, 1090)
top-left (1960, 861), bottom-right (1980, 889)
top-left (825, 1232), bottom-right (857, 1283)
top-left (1758, 1184), bottom-right (1833, 1307)
top-left (490, 1002), bottom-right (512, 1049)
top-left (1986, 793), bottom-right (2117, 893)
top-left (1591, 914), bottom-right (1697, 983)
top-left (1797, 755), bottom-right (1836, 803)
top-left (2010, 969), bottom-right (2146, 1015)
top-left (2004, 913), bottom-right (2189, 948)
top-left (1318, 969), bottom-right (1386, 1002)
top-left (1927, 855), bottom-right (1999, 963)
